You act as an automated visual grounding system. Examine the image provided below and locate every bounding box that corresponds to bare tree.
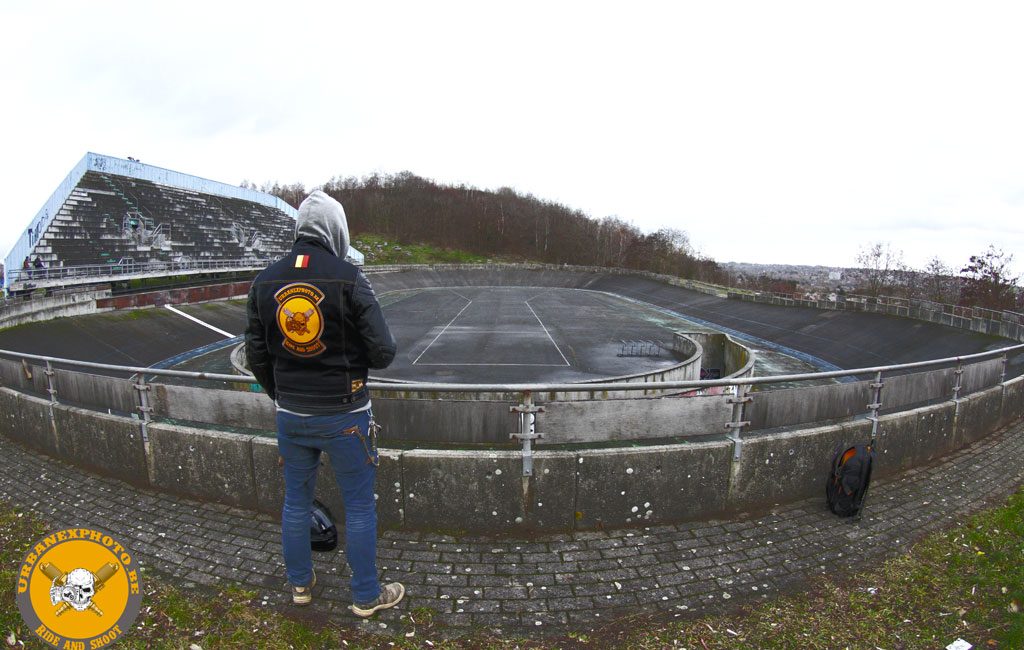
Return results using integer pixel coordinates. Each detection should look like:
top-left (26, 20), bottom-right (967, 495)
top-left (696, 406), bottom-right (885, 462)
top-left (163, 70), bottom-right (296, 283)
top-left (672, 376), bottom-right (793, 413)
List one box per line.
top-left (856, 242), bottom-right (905, 297)
top-left (922, 256), bottom-right (958, 304)
top-left (959, 245), bottom-right (1019, 311)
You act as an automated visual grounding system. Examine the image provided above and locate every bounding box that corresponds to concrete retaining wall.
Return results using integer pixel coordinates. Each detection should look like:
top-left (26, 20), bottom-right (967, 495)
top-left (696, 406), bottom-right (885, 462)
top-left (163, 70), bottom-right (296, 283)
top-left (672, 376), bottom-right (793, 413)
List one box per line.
top-left (142, 374), bottom-right (743, 446)
top-left (747, 380), bottom-right (873, 431)
top-left (401, 450), bottom-right (578, 532)
top-left (953, 386), bottom-right (1005, 447)
top-left (725, 334), bottom-right (755, 379)
top-left (1000, 376), bottom-right (1023, 429)
top-left (542, 395), bottom-right (731, 443)
top-left (0, 389), bottom-right (59, 456)
top-left (727, 421), bottom-right (861, 509)
top-left (0, 358), bottom-right (49, 397)
top-left (55, 371), bottom-right (138, 415)
top-left (875, 402), bottom-right (957, 475)
top-left (52, 405), bottom-right (149, 486)
top-left (152, 383), bottom-right (275, 431)
top-left (884, 367), bottom-right (957, 411)
top-left (0, 382), bottom-right (1019, 532)
top-left (0, 289), bottom-right (110, 329)
top-left (94, 282), bottom-right (251, 310)
top-left (675, 332), bottom-right (755, 380)
top-left (575, 442), bottom-right (733, 528)
top-left (147, 422), bottom-right (259, 509)
top-left (960, 358), bottom-right (1004, 395)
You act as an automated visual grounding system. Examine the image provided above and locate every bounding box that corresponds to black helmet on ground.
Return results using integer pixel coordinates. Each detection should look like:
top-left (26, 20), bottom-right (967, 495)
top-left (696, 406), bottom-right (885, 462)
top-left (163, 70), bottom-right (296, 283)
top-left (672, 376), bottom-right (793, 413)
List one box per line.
top-left (311, 499), bottom-right (338, 552)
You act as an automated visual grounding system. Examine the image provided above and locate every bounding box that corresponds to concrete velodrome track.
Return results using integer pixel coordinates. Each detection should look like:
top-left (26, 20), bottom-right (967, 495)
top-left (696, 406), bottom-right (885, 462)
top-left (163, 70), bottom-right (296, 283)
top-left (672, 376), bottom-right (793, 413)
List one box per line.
top-left (0, 267), bottom-right (1017, 380)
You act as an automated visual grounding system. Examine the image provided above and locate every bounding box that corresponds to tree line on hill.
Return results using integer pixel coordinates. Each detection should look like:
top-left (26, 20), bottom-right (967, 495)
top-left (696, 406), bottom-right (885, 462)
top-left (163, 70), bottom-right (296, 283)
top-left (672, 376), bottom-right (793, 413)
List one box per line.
top-left (245, 173), bottom-right (726, 283)
top-left (247, 175), bottom-right (1020, 313)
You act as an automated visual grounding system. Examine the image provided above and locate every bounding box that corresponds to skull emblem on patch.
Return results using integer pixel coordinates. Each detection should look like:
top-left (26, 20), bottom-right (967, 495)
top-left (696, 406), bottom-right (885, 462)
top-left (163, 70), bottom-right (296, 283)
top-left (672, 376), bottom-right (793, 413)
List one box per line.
top-left (50, 567), bottom-right (96, 612)
top-left (283, 307), bottom-right (316, 335)
top-left (40, 561), bottom-right (119, 616)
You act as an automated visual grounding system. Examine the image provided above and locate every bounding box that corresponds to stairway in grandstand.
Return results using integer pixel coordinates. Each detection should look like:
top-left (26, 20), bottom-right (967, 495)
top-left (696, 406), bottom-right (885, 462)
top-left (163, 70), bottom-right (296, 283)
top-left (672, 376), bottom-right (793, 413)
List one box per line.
top-left (30, 171), bottom-right (295, 269)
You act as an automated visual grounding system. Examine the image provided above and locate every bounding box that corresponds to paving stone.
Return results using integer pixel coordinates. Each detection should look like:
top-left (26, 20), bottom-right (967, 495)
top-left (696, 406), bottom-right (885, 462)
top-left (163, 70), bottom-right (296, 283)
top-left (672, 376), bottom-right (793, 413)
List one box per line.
top-left (500, 598), bottom-right (548, 613)
top-left (590, 592), bottom-right (639, 608)
top-left (546, 595), bottom-right (594, 611)
top-left (483, 586), bottom-right (529, 600)
top-left (424, 573), bottom-right (469, 587)
top-left (575, 558), bottom-right (621, 572)
top-left (571, 582), bottom-right (618, 597)
top-left (452, 562), bottom-right (498, 576)
top-left (457, 598), bottom-right (501, 613)
top-left (467, 574), bottom-right (521, 588)
top-left (614, 554), bottom-right (659, 569)
top-left (532, 584), bottom-right (574, 598)
top-left (636, 585), bottom-right (682, 604)
top-left (467, 612), bottom-right (521, 628)
top-left (524, 611), bottom-right (568, 626)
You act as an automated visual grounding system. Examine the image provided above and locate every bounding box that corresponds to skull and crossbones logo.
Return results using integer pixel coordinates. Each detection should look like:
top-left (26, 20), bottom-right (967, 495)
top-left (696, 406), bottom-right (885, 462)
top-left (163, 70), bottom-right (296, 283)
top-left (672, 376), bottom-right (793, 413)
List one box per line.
top-left (40, 562), bottom-right (118, 616)
top-left (283, 307), bottom-right (315, 335)
top-left (51, 568), bottom-right (95, 612)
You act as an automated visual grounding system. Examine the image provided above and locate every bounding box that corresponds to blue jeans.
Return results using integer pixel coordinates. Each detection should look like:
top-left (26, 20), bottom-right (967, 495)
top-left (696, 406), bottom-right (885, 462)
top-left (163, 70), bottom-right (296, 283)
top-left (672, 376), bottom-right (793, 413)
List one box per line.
top-left (276, 409), bottom-right (381, 603)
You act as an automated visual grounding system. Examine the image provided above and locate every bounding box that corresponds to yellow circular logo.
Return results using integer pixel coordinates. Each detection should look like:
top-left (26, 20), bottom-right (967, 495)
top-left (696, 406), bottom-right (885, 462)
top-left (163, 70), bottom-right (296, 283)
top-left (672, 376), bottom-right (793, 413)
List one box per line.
top-left (16, 528), bottom-right (143, 649)
top-left (274, 283), bottom-right (326, 357)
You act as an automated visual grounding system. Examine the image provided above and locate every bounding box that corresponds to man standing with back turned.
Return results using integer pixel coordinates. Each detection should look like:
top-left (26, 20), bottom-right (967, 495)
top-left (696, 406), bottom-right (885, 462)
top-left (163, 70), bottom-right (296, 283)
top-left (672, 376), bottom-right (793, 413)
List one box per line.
top-left (245, 190), bottom-right (404, 617)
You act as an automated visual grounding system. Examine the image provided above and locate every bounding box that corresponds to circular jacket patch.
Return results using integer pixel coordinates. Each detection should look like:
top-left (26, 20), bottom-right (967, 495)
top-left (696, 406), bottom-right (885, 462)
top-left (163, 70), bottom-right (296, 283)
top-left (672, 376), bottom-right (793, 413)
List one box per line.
top-left (275, 282), bottom-right (326, 357)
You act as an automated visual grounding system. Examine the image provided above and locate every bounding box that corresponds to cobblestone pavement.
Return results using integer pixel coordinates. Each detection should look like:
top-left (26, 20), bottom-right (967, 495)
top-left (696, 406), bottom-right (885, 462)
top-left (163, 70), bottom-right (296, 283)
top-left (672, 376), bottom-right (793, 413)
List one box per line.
top-left (2, 420), bottom-right (1023, 636)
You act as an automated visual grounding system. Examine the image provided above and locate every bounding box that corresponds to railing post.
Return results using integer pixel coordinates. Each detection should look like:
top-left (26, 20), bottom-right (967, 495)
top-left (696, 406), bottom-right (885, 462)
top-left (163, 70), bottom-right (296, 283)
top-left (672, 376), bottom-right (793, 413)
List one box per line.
top-left (866, 371), bottom-right (884, 445)
top-left (133, 374), bottom-right (152, 446)
top-left (510, 390), bottom-right (544, 477)
top-left (725, 384), bottom-right (751, 460)
top-left (952, 360), bottom-right (963, 401)
top-left (1000, 352), bottom-right (1008, 384)
top-left (44, 360), bottom-right (58, 405)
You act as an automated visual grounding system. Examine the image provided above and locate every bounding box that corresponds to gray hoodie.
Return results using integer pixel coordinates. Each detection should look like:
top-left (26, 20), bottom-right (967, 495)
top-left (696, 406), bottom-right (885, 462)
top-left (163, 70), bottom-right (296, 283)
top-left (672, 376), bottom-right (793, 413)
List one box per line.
top-left (295, 190), bottom-right (349, 259)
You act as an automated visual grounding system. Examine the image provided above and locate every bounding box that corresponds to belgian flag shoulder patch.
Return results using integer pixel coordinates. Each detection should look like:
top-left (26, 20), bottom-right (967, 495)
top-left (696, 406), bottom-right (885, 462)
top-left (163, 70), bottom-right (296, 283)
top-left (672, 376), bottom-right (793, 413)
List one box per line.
top-left (294, 254), bottom-right (310, 269)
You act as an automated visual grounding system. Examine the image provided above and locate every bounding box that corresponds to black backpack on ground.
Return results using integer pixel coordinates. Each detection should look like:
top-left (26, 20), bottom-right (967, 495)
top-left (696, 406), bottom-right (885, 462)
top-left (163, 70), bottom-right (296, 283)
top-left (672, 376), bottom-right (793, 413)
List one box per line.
top-left (826, 443), bottom-right (874, 517)
top-left (311, 499), bottom-right (338, 552)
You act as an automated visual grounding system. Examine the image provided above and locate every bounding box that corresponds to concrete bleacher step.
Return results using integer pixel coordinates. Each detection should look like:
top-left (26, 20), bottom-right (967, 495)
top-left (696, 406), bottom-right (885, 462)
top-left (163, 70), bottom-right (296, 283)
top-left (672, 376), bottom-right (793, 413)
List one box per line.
top-left (43, 170), bottom-right (294, 268)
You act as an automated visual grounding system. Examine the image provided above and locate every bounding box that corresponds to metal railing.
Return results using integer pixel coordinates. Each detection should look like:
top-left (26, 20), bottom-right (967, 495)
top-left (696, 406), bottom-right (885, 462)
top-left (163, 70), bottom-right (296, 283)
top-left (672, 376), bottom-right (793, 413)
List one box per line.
top-left (6, 257), bottom-right (274, 288)
top-left (2, 341), bottom-right (1021, 476)
top-left (743, 289), bottom-right (1024, 324)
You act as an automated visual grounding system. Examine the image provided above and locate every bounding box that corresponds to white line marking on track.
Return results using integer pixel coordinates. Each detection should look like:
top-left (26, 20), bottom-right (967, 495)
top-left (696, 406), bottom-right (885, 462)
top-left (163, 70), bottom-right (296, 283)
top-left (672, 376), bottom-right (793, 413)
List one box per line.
top-left (164, 304), bottom-right (236, 339)
top-left (524, 288), bottom-right (555, 302)
top-left (415, 363), bottom-right (569, 367)
top-left (412, 298), bottom-right (473, 364)
top-left (427, 329), bottom-right (553, 335)
top-left (525, 300), bottom-right (571, 366)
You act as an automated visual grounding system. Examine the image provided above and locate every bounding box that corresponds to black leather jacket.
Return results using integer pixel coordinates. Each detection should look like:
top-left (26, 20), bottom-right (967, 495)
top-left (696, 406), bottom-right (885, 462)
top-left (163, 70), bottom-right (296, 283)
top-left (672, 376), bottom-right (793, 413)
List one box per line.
top-left (245, 237), bottom-right (396, 414)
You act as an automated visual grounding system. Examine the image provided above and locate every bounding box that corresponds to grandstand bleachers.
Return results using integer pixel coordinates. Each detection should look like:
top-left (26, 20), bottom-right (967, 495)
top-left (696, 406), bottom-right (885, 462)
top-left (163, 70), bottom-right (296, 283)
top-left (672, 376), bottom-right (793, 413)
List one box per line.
top-left (34, 171), bottom-right (295, 269)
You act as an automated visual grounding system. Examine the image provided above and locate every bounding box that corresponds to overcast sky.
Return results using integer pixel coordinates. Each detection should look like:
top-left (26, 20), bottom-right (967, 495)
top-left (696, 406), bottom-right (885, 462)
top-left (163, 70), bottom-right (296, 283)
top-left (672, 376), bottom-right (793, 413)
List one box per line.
top-left (2, 1), bottom-right (1022, 275)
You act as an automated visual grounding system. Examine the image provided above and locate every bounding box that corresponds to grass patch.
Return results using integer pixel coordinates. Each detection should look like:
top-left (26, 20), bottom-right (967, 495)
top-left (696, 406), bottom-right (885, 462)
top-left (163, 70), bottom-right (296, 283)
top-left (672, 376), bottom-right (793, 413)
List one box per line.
top-left (2, 488), bottom-right (1022, 648)
top-left (354, 233), bottom-right (489, 265)
top-left (605, 487), bottom-right (1024, 649)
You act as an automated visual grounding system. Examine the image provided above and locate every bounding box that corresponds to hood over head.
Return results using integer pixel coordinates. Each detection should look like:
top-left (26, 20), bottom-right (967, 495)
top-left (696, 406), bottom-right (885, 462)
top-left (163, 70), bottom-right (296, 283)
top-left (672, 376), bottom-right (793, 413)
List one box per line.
top-left (295, 190), bottom-right (349, 259)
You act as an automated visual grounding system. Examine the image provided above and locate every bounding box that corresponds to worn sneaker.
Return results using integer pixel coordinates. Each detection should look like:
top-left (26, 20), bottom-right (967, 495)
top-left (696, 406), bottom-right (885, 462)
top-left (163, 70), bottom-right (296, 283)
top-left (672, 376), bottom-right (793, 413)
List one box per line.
top-left (350, 582), bottom-right (405, 618)
top-left (291, 570), bottom-right (316, 606)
